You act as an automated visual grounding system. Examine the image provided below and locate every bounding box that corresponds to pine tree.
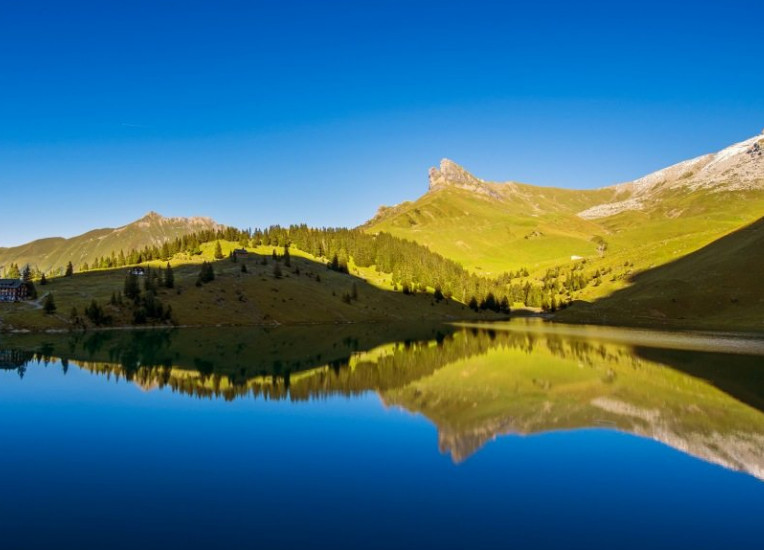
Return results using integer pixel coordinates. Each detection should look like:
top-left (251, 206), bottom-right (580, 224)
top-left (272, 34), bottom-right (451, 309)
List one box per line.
top-left (85, 299), bottom-right (107, 325)
top-left (197, 262), bottom-right (215, 284)
top-left (164, 263), bottom-right (174, 289)
top-left (214, 241), bottom-right (224, 259)
top-left (433, 287), bottom-right (444, 302)
top-left (144, 267), bottom-right (156, 293)
top-left (24, 281), bottom-right (37, 300)
top-left (65, 262), bottom-right (74, 277)
top-left (124, 272), bottom-right (140, 301)
top-left (283, 245), bottom-right (291, 267)
top-left (21, 265), bottom-right (31, 281)
top-left (480, 292), bottom-right (499, 312)
top-left (40, 274), bottom-right (47, 285)
top-left (43, 293), bottom-right (56, 314)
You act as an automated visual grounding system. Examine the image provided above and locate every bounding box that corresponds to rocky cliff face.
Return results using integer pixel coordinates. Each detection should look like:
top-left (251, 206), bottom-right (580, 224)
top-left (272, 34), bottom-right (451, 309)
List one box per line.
top-left (428, 158), bottom-right (503, 199)
top-left (130, 211), bottom-right (220, 230)
top-left (429, 159), bottom-right (485, 190)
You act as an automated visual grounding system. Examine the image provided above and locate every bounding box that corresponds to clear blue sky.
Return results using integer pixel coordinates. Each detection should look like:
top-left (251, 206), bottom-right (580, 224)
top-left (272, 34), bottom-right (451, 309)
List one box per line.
top-left (1, 0), bottom-right (762, 246)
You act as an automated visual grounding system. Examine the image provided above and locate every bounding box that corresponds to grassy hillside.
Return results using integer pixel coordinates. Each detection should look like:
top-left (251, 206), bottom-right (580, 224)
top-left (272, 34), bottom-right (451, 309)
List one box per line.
top-left (0, 241), bottom-right (503, 332)
top-left (556, 216), bottom-right (764, 332)
top-left (0, 211), bottom-right (221, 275)
top-left (366, 167), bottom-right (764, 277)
top-left (363, 140), bottom-right (764, 330)
top-left (366, 185), bottom-right (611, 274)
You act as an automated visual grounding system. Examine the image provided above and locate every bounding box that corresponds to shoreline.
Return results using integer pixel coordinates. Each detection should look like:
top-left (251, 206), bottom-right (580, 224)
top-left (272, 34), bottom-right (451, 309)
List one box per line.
top-left (0, 314), bottom-right (513, 336)
top-left (548, 313), bottom-right (764, 339)
top-left (2, 312), bottom-right (763, 342)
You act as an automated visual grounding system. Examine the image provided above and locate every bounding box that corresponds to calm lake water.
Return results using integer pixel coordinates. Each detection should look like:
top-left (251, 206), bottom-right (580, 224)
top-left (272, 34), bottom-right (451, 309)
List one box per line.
top-left (1, 320), bottom-right (763, 549)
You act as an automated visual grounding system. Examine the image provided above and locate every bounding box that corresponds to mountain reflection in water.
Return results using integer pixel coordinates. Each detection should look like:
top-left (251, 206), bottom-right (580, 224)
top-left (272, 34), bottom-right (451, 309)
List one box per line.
top-left (3, 320), bottom-right (764, 480)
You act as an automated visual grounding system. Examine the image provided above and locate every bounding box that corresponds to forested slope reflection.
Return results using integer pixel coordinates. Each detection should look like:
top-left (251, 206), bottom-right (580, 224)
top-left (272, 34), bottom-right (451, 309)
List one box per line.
top-left (2, 324), bottom-right (763, 479)
top-left (0, 324), bottom-right (460, 399)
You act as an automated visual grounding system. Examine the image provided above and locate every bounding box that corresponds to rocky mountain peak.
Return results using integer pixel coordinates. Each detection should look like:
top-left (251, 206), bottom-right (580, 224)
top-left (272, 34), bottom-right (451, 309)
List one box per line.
top-left (428, 159), bottom-right (485, 191)
top-left (140, 211), bottom-right (165, 221)
top-left (129, 211), bottom-right (220, 230)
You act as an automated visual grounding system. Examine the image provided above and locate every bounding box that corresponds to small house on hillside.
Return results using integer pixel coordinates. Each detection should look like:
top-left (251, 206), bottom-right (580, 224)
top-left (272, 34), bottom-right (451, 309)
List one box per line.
top-left (233, 248), bottom-right (249, 258)
top-left (0, 279), bottom-right (28, 302)
top-left (128, 267), bottom-right (146, 276)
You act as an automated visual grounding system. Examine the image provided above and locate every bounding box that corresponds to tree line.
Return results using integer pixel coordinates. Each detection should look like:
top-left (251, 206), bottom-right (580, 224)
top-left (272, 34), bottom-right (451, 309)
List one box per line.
top-left (20, 222), bottom-right (614, 312)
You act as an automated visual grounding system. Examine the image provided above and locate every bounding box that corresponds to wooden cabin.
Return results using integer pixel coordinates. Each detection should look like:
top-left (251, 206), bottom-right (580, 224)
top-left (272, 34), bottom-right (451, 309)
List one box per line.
top-left (0, 279), bottom-right (28, 302)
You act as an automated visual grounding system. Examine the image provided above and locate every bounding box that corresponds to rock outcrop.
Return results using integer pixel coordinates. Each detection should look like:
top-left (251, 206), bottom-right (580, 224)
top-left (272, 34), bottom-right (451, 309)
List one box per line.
top-left (428, 158), bottom-right (503, 199)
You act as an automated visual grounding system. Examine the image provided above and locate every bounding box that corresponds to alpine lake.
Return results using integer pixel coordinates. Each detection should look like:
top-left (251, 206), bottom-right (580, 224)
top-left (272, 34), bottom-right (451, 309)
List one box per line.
top-left (2, 319), bottom-right (763, 549)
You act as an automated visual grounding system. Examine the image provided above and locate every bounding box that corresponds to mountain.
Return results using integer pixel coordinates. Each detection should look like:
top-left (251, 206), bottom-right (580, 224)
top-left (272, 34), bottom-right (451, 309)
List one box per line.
top-left (364, 133), bottom-right (764, 281)
top-left (0, 211), bottom-right (223, 275)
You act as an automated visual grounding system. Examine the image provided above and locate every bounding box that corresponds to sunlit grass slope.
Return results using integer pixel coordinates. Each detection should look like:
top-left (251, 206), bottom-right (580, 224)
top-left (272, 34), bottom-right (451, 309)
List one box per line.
top-left (367, 185), bottom-right (764, 282)
top-left (366, 186), bottom-right (612, 274)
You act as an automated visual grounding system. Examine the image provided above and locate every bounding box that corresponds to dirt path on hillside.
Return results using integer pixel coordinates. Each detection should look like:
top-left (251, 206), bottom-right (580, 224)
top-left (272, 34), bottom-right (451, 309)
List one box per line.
top-left (27, 292), bottom-right (50, 310)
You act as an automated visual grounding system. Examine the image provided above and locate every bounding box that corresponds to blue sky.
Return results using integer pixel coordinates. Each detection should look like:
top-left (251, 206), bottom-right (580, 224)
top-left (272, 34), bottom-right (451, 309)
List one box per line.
top-left (1, 0), bottom-right (762, 246)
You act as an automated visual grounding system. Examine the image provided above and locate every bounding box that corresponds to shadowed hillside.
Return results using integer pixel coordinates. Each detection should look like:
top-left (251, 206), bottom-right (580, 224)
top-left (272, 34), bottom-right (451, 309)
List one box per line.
top-left (0, 246), bottom-right (503, 332)
top-left (557, 217), bottom-right (764, 332)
